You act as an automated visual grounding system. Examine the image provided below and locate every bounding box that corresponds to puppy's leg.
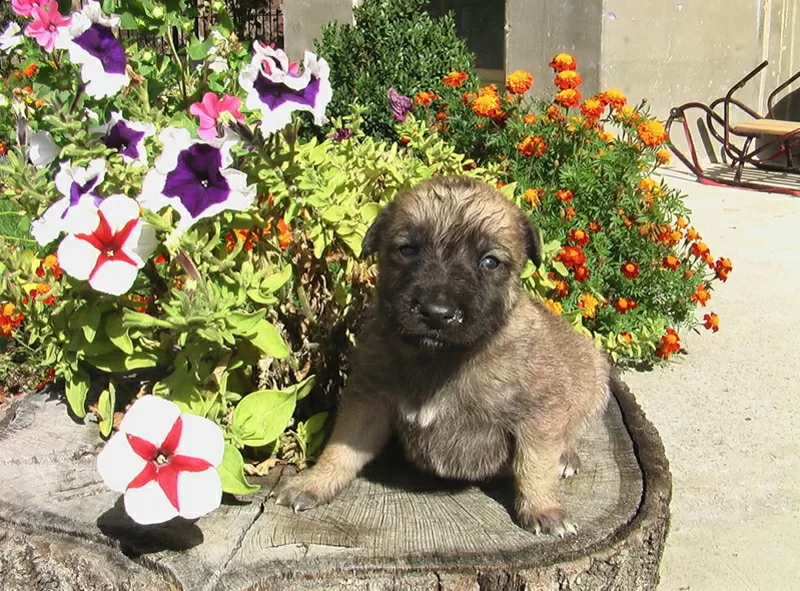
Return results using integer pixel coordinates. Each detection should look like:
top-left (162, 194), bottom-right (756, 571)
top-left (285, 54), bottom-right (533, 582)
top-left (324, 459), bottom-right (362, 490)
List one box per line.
top-left (512, 421), bottom-right (576, 537)
top-left (558, 447), bottom-right (581, 479)
top-left (273, 390), bottom-right (392, 512)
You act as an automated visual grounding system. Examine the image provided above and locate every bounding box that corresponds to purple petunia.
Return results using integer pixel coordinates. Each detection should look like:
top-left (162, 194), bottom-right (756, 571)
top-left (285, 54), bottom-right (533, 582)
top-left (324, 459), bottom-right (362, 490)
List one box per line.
top-left (387, 87), bottom-right (413, 122)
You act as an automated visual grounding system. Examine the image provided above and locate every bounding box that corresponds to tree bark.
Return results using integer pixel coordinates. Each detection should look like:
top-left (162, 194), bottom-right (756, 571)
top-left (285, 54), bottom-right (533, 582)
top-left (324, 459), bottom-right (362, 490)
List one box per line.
top-left (0, 372), bottom-right (671, 590)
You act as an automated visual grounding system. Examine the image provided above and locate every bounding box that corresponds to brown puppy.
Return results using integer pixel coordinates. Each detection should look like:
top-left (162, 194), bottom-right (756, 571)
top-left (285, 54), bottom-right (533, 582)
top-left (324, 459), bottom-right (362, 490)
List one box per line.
top-left (273, 176), bottom-right (611, 536)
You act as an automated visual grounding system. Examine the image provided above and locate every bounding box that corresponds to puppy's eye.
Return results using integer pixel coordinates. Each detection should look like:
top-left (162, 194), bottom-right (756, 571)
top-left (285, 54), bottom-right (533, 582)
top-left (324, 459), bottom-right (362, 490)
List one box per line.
top-left (398, 245), bottom-right (419, 258)
top-left (479, 256), bottom-right (501, 270)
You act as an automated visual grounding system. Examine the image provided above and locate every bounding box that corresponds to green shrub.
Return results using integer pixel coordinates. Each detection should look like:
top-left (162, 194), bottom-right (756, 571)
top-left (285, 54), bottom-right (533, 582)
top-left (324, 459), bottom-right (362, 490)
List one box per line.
top-left (314, 0), bottom-right (477, 140)
top-left (398, 60), bottom-right (732, 365)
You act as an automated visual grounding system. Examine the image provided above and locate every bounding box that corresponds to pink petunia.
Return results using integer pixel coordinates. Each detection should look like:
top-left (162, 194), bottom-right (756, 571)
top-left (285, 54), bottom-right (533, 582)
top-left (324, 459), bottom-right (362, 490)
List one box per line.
top-left (189, 92), bottom-right (245, 142)
top-left (11, 0), bottom-right (41, 17)
top-left (24, 0), bottom-right (70, 53)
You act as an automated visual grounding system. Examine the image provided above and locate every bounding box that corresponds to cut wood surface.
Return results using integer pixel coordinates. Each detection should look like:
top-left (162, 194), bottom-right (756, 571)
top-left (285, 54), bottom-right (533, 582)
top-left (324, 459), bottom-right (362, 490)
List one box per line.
top-left (0, 374), bottom-right (671, 591)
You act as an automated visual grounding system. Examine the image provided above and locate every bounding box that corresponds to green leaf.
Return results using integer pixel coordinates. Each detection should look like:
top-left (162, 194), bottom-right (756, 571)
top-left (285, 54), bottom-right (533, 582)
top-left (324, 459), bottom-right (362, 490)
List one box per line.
top-left (105, 312), bottom-right (134, 354)
top-left (85, 350), bottom-right (162, 373)
top-left (259, 265), bottom-right (293, 293)
top-left (66, 369), bottom-right (90, 418)
top-left (217, 444), bottom-right (260, 495)
top-left (232, 388), bottom-right (296, 447)
top-left (187, 35), bottom-right (215, 60)
top-left (286, 374), bottom-right (316, 401)
top-left (245, 320), bottom-right (290, 359)
top-left (303, 411), bottom-right (328, 435)
top-left (359, 202), bottom-right (383, 223)
top-left (97, 383), bottom-right (116, 438)
top-left (119, 12), bottom-right (139, 29)
top-left (552, 261), bottom-right (569, 277)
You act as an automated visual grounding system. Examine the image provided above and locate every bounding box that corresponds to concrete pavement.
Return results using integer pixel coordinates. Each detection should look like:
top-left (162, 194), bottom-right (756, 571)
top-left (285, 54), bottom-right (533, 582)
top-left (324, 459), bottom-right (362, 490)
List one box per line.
top-left (622, 170), bottom-right (800, 591)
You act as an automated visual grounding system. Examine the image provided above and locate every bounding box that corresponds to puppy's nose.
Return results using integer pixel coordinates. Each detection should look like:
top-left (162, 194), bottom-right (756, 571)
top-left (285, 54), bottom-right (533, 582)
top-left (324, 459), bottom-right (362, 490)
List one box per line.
top-left (419, 300), bottom-right (459, 328)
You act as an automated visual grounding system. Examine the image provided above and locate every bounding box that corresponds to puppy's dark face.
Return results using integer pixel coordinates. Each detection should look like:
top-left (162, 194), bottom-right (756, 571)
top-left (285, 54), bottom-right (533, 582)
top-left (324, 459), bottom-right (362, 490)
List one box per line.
top-left (361, 177), bottom-right (541, 351)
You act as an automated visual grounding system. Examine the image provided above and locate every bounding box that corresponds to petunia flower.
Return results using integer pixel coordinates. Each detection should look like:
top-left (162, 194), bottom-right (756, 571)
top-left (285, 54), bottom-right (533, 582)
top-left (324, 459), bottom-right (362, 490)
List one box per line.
top-left (31, 158), bottom-right (105, 245)
top-left (139, 127), bottom-right (256, 237)
top-left (28, 129), bottom-right (59, 167)
top-left (328, 126), bottom-right (351, 142)
top-left (55, 1), bottom-right (130, 99)
top-left (0, 21), bottom-right (23, 52)
top-left (238, 43), bottom-right (333, 135)
top-left (57, 194), bottom-right (157, 296)
top-left (96, 395), bottom-right (224, 525)
top-left (387, 87), bottom-right (412, 122)
top-left (25, 0), bottom-right (70, 53)
top-left (90, 111), bottom-right (155, 167)
top-left (11, 0), bottom-right (41, 17)
top-left (189, 92), bottom-right (245, 142)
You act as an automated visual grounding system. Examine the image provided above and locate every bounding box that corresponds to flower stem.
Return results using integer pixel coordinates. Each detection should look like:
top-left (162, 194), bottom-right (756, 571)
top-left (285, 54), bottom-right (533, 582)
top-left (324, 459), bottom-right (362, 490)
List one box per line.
top-left (68, 83), bottom-right (85, 116)
top-left (167, 28), bottom-right (188, 104)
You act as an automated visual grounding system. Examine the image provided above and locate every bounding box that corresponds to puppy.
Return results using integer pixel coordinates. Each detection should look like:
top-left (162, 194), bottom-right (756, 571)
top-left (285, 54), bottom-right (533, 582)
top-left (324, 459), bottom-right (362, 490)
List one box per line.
top-left (273, 176), bottom-right (611, 536)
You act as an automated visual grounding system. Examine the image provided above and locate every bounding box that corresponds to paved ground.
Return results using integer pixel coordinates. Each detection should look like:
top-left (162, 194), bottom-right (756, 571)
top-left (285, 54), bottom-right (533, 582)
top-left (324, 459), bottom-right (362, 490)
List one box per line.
top-left (622, 170), bottom-right (800, 591)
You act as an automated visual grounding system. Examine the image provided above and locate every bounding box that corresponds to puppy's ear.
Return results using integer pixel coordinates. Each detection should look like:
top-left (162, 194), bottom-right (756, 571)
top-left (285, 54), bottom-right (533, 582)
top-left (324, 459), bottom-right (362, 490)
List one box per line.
top-left (519, 214), bottom-right (542, 267)
top-left (360, 205), bottom-right (391, 259)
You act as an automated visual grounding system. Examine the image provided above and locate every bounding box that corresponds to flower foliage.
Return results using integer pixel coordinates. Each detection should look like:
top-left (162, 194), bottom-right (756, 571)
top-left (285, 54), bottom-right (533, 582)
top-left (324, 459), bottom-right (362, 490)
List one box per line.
top-left (404, 56), bottom-right (731, 365)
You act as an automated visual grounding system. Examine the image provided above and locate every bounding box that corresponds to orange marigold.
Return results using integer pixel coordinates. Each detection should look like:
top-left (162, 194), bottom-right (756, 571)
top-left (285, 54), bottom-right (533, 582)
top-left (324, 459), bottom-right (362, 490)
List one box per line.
top-left (600, 88), bottom-right (627, 109)
top-left (580, 97), bottom-right (604, 120)
top-left (637, 120), bottom-right (669, 147)
top-left (714, 257), bottom-right (733, 282)
top-left (597, 130), bottom-right (615, 143)
top-left (691, 284), bottom-right (711, 307)
top-left (277, 219), bottom-right (292, 249)
top-left (523, 113), bottom-right (537, 124)
top-left (442, 71), bottom-right (468, 88)
top-left (555, 189), bottom-right (574, 203)
top-left (471, 93), bottom-right (503, 118)
top-left (548, 273), bottom-right (570, 298)
top-left (662, 255), bottom-right (680, 270)
top-left (703, 312), bottom-right (720, 332)
top-left (573, 265), bottom-right (590, 282)
top-left (656, 328), bottom-right (681, 359)
top-left (578, 293), bottom-right (599, 318)
top-left (614, 297), bottom-right (637, 313)
top-left (549, 53), bottom-right (577, 72)
top-left (506, 69), bottom-right (534, 94)
top-left (563, 206), bottom-right (577, 221)
top-left (554, 88), bottom-right (582, 109)
top-left (543, 298), bottom-right (564, 316)
top-left (686, 226), bottom-right (701, 241)
top-left (614, 105), bottom-right (642, 125)
top-left (568, 228), bottom-right (589, 247)
top-left (557, 245), bottom-right (586, 268)
top-left (22, 63), bottom-right (38, 77)
top-left (621, 262), bottom-right (640, 279)
top-left (517, 135), bottom-right (547, 157)
top-left (414, 91), bottom-right (437, 106)
top-left (554, 70), bottom-right (582, 90)
top-left (690, 241), bottom-right (710, 258)
top-left (675, 216), bottom-right (688, 229)
top-left (588, 220), bottom-right (602, 233)
top-left (546, 104), bottom-right (566, 120)
top-left (619, 332), bottom-right (634, 345)
top-left (656, 149), bottom-right (672, 165)
top-left (639, 178), bottom-right (659, 194)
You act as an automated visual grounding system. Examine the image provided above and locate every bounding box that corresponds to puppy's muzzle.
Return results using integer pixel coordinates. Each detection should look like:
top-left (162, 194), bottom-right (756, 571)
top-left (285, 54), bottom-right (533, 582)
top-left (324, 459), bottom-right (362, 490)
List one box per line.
top-left (416, 299), bottom-right (463, 330)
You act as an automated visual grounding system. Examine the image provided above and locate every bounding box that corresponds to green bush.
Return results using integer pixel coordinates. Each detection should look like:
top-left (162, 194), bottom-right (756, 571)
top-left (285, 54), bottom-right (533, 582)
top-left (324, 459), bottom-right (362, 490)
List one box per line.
top-left (314, 0), bottom-right (477, 140)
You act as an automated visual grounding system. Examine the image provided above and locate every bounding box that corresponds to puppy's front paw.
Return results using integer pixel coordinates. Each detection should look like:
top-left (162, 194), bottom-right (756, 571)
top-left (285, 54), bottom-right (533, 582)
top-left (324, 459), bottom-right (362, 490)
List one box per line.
top-left (272, 473), bottom-right (334, 513)
top-left (558, 449), bottom-right (581, 478)
top-left (517, 506), bottom-right (577, 538)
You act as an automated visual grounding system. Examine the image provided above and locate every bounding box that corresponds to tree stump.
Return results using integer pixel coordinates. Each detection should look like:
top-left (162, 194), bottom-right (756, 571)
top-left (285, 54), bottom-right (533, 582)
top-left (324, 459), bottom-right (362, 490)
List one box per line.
top-left (0, 373), bottom-right (671, 591)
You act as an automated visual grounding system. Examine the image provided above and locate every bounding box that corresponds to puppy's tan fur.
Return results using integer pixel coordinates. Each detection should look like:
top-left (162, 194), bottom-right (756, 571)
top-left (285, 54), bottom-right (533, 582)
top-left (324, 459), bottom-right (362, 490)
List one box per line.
top-left (274, 176), bottom-right (611, 536)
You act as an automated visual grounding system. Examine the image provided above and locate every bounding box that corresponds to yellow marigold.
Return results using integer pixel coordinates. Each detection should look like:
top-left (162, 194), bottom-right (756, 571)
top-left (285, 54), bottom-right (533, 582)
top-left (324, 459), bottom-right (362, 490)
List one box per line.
top-left (543, 298), bottom-right (564, 315)
top-left (471, 93), bottom-right (503, 118)
top-left (614, 105), bottom-right (642, 125)
top-left (549, 53), bottom-right (578, 72)
top-left (554, 70), bottom-right (582, 90)
top-left (637, 120), bottom-right (669, 147)
top-left (414, 91), bottom-right (437, 107)
top-left (656, 148), bottom-right (672, 165)
top-left (547, 104), bottom-right (565, 120)
top-left (442, 71), bottom-right (468, 88)
top-left (506, 69), bottom-right (534, 94)
top-left (638, 178), bottom-right (660, 194)
top-left (598, 129), bottom-right (615, 142)
top-left (600, 88), bottom-right (627, 109)
top-left (517, 135), bottom-right (547, 158)
top-left (578, 293), bottom-right (599, 318)
top-left (555, 88), bottom-right (582, 109)
top-left (580, 97), bottom-right (604, 120)
top-left (522, 187), bottom-right (543, 207)
top-left (478, 84), bottom-right (499, 97)
top-left (1, 302), bottom-right (15, 316)
top-left (523, 113), bottom-right (537, 124)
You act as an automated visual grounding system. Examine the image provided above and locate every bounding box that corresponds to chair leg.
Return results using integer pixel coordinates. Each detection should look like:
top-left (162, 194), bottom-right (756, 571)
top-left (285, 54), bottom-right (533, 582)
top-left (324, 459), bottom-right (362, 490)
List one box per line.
top-left (784, 141), bottom-right (795, 169)
top-left (734, 136), bottom-right (754, 183)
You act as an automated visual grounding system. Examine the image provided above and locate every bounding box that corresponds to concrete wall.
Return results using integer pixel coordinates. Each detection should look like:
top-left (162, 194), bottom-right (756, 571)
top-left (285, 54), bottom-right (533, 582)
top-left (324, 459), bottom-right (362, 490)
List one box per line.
top-left (283, 0), bottom-right (355, 60)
